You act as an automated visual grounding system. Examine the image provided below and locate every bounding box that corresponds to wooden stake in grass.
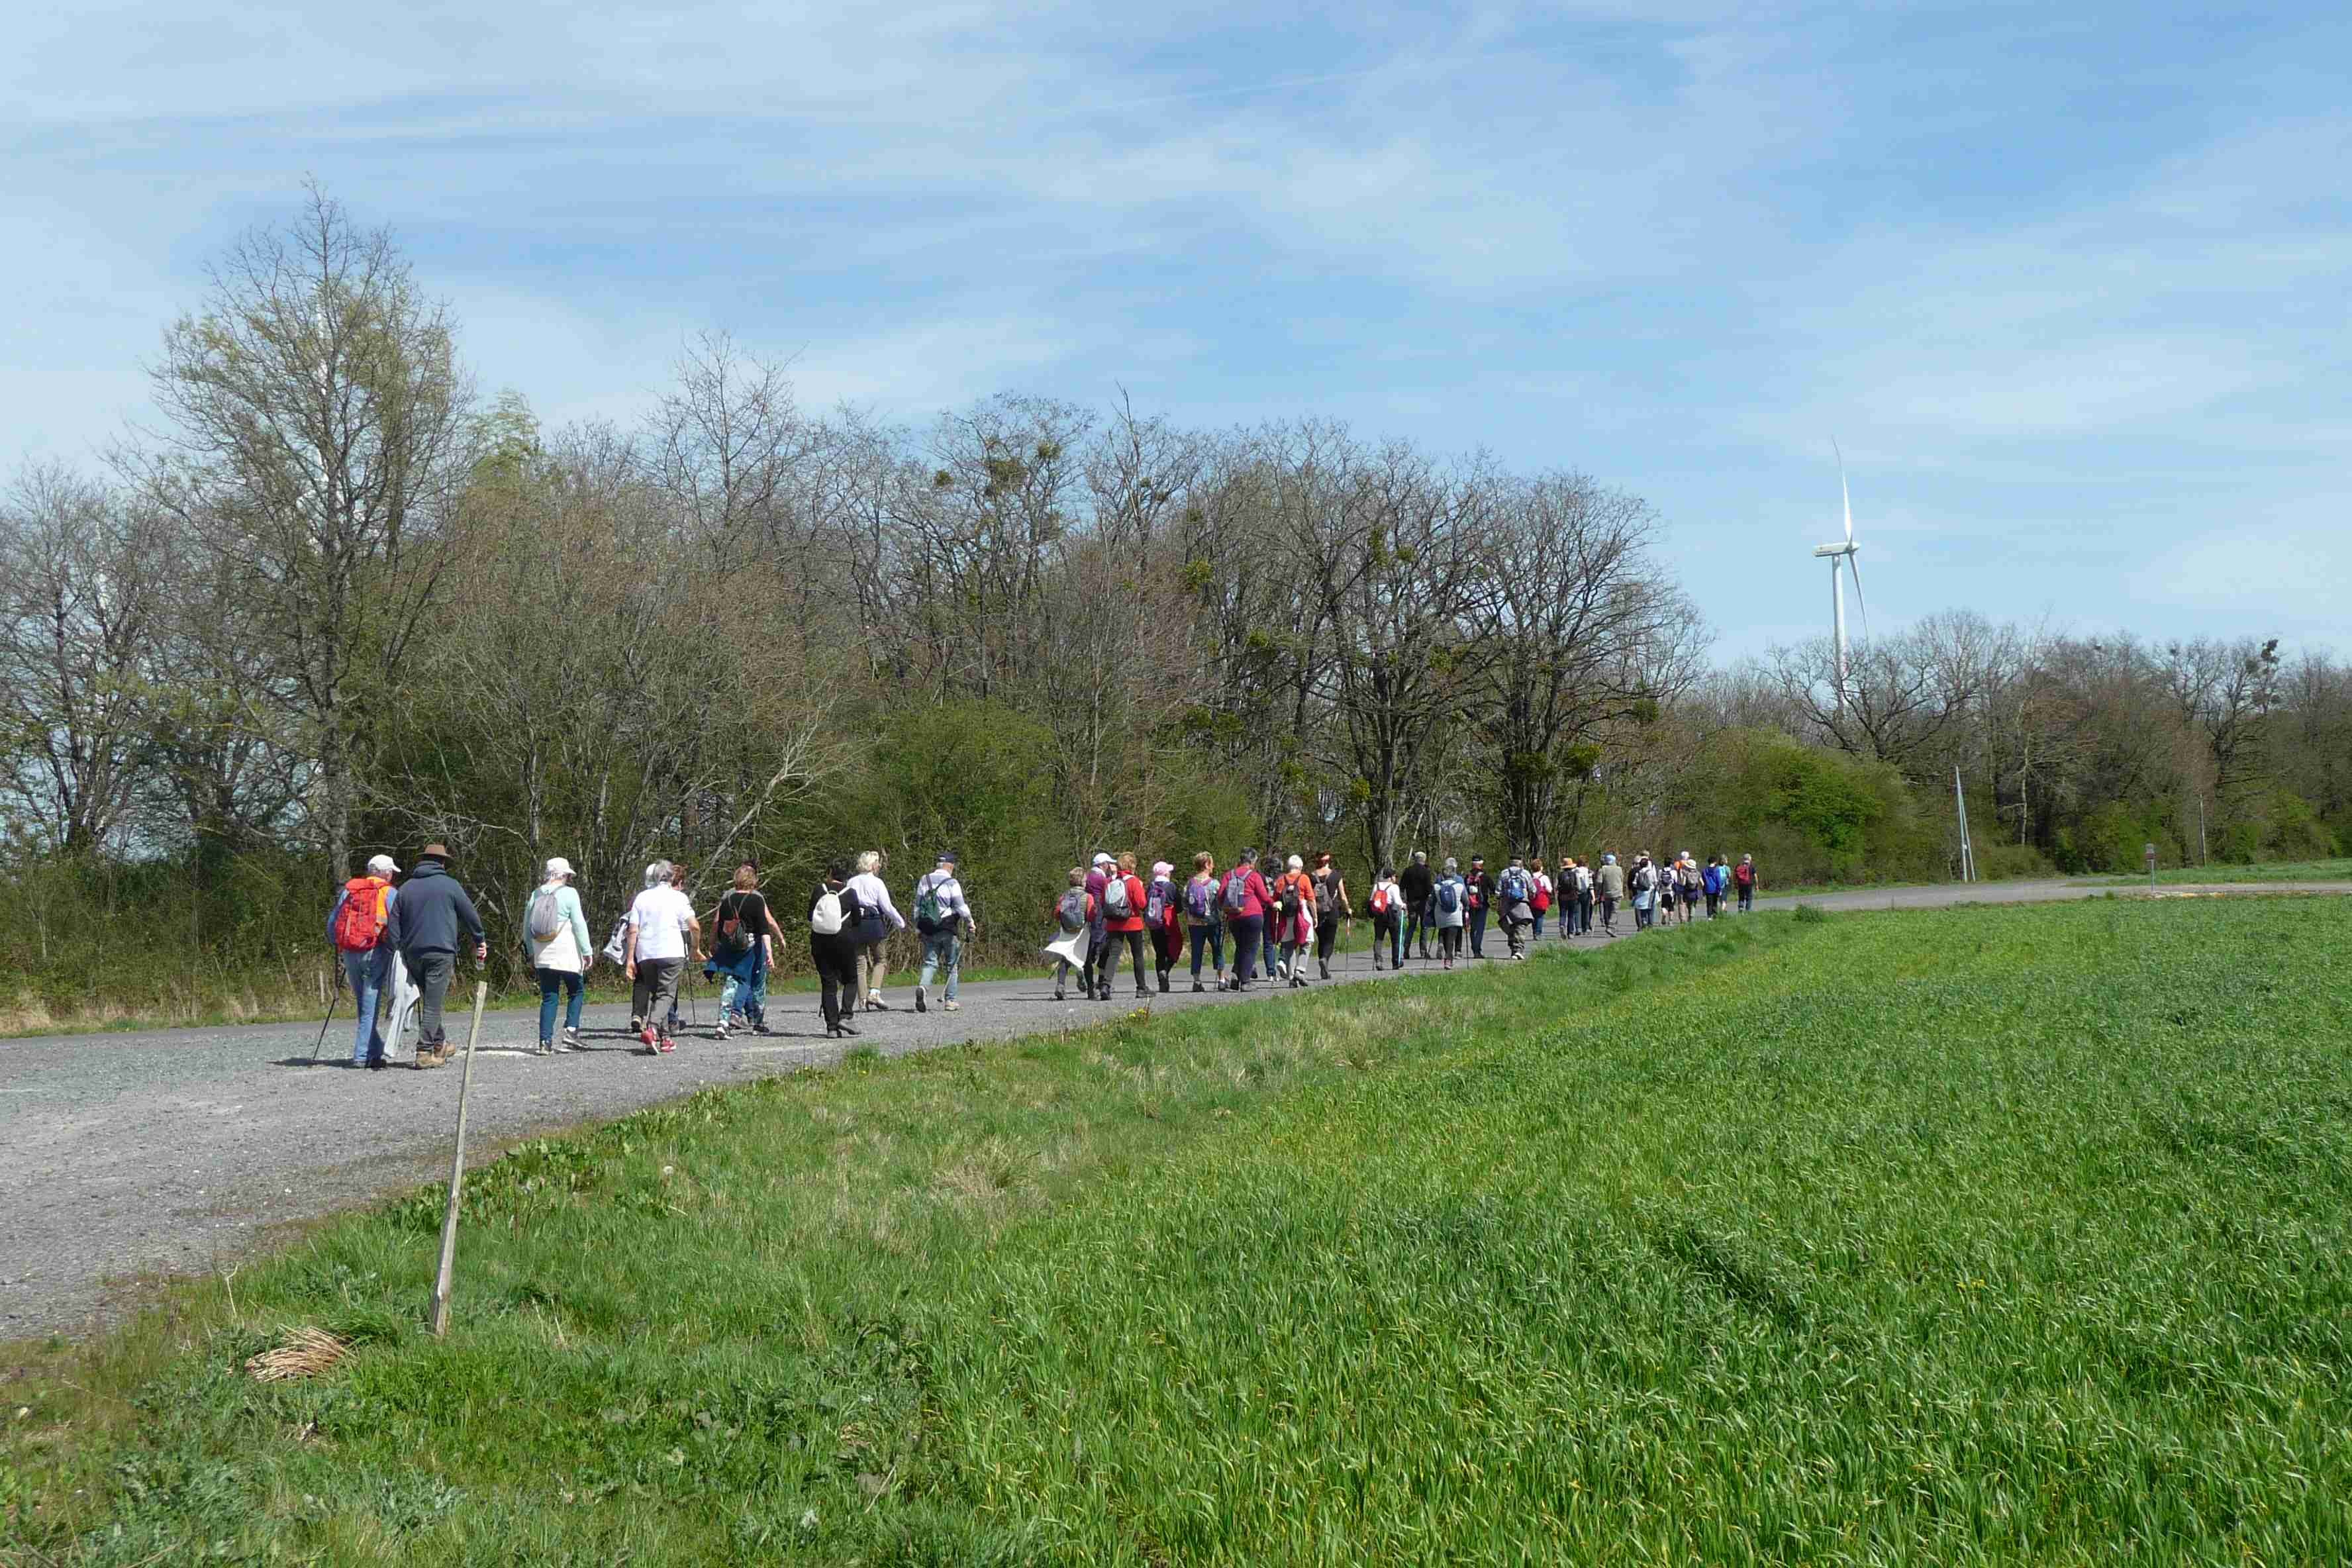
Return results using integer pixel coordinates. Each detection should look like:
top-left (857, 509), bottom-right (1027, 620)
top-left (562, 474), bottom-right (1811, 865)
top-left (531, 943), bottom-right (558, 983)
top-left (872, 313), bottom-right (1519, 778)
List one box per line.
top-left (429, 980), bottom-right (491, 1337)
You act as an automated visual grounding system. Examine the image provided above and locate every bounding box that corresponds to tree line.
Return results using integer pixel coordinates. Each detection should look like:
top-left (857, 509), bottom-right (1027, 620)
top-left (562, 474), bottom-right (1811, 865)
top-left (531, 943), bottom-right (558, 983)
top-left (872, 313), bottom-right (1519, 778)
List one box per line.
top-left (2, 188), bottom-right (2341, 1023)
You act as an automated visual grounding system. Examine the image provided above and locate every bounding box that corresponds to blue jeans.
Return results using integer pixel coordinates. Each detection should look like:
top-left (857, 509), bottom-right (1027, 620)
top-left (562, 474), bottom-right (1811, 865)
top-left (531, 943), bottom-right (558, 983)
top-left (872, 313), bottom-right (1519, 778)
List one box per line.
top-left (342, 949), bottom-right (390, 1063)
top-left (919, 930), bottom-right (960, 1002)
top-left (719, 963), bottom-right (767, 1025)
top-left (536, 967), bottom-right (584, 1041)
top-left (1187, 922), bottom-right (1224, 978)
top-left (1467, 906), bottom-right (1489, 956)
top-left (1532, 909), bottom-right (1546, 937)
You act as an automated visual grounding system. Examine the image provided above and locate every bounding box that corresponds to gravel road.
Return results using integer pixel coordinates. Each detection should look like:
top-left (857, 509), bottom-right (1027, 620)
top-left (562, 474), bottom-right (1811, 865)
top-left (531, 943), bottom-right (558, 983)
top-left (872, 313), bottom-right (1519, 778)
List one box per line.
top-left (7, 877), bottom-right (2343, 1340)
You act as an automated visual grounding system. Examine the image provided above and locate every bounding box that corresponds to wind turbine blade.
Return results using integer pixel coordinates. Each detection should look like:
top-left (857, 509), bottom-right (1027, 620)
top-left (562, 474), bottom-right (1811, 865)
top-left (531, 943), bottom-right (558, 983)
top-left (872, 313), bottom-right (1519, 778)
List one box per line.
top-left (1846, 551), bottom-right (1870, 641)
top-left (1834, 438), bottom-right (1854, 545)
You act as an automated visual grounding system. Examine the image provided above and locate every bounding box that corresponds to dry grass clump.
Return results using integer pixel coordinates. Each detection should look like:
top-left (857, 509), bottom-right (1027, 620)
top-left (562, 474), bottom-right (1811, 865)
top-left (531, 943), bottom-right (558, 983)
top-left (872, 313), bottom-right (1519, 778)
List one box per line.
top-left (242, 1326), bottom-right (350, 1383)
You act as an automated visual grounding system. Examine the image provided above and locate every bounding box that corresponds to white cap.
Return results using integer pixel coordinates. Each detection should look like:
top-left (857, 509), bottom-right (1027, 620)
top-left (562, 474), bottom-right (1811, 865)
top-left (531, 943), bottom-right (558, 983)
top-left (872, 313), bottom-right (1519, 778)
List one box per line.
top-left (545, 856), bottom-right (574, 879)
top-left (1093, 852), bottom-right (1114, 867)
top-left (367, 853), bottom-right (399, 876)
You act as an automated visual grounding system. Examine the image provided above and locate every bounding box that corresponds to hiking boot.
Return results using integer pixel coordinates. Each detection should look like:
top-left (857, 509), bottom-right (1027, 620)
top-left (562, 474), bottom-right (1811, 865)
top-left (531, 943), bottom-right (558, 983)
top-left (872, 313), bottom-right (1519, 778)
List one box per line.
top-left (1318, 962), bottom-right (1331, 979)
top-left (1054, 986), bottom-right (1066, 1001)
top-left (1192, 981), bottom-right (1205, 993)
top-left (914, 986), bottom-right (927, 1014)
top-left (1157, 974), bottom-right (1170, 993)
top-left (414, 1044), bottom-right (446, 1069)
top-left (628, 1016), bottom-right (643, 1035)
top-left (751, 1022), bottom-right (773, 1036)
top-left (1136, 987), bottom-right (1152, 1001)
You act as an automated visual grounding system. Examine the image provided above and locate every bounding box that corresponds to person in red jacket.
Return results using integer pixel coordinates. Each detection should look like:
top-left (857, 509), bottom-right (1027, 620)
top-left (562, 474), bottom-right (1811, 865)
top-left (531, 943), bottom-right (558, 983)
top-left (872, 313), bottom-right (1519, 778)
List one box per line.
top-left (1220, 848), bottom-right (1274, 991)
top-left (1097, 851), bottom-right (1151, 1001)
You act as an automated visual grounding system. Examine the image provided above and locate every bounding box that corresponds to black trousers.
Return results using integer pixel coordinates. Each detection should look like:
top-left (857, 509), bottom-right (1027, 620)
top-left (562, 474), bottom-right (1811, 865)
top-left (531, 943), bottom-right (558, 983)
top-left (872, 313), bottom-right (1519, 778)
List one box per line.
top-left (810, 934), bottom-right (859, 1028)
top-left (1315, 914), bottom-right (1340, 965)
top-left (1404, 899), bottom-right (1434, 956)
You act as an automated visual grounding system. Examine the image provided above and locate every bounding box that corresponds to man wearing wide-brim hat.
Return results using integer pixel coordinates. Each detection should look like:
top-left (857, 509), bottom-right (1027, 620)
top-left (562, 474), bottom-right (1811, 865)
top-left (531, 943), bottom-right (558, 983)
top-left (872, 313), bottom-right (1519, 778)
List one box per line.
top-left (385, 842), bottom-right (487, 1069)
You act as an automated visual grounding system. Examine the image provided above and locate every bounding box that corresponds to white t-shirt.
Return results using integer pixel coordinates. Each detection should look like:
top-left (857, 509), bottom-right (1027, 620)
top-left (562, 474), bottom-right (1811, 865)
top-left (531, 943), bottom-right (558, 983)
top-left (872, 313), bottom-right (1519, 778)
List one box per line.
top-left (628, 885), bottom-right (696, 962)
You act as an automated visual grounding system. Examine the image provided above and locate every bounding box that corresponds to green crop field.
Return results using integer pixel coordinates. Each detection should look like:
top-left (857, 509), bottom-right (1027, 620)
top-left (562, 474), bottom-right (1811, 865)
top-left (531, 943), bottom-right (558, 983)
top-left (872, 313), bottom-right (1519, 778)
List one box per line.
top-left (7, 899), bottom-right (2350, 1565)
top-left (2106, 857), bottom-right (2352, 887)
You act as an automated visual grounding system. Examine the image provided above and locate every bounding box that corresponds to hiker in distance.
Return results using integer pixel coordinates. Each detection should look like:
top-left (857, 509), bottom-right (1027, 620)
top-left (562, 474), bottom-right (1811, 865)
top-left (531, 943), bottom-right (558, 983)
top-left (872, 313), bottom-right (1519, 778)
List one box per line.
top-left (1368, 864), bottom-right (1404, 969)
top-left (624, 859), bottom-right (701, 1054)
top-left (1463, 855), bottom-right (1495, 959)
top-left (325, 852), bottom-right (401, 1068)
top-left (1432, 856), bottom-right (1469, 969)
top-left (385, 843), bottom-right (487, 1069)
top-left (846, 850), bottom-right (906, 1010)
top-left (1147, 859), bottom-right (1185, 993)
top-left (804, 863), bottom-right (865, 1036)
top-left (1735, 853), bottom-right (1758, 912)
top-left (1496, 854), bottom-right (1535, 960)
top-left (1220, 848), bottom-right (1275, 990)
top-left (707, 862), bottom-right (787, 1038)
top-left (1311, 850), bottom-right (1350, 980)
top-left (1183, 852), bottom-right (1225, 991)
top-left (1097, 851), bottom-right (1152, 1001)
top-left (1595, 852), bottom-right (1625, 933)
top-left (1273, 854), bottom-right (1316, 989)
top-left (1529, 858), bottom-right (1553, 938)
top-left (1044, 866), bottom-right (1096, 1001)
top-left (523, 856), bottom-right (596, 1055)
top-left (1080, 852), bottom-right (1114, 999)
top-left (1400, 849), bottom-right (1435, 961)
top-left (910, 850), bottom-right (976, 1013)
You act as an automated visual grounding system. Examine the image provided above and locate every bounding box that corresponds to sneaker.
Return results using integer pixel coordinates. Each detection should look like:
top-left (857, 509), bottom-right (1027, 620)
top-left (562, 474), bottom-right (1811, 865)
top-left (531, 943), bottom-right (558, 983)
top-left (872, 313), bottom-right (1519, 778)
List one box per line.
top-left (556, 1029), bottom-right (581, 1054)
top-left (536, 1040), bottom-right (554, 1057)
top-left (628, 1016), bottom-right (643, 1035)
top-left (942, 999), bottom-right (959, 1012)
top-left (865, 990), bottom-right (889, 1010)
top-left (751, 1022), bottom-right (773, 1036)
top-left (914, 986), bottom-right (927, 1014)
top-left (640, 1024), bottom-right (658, 1053)
top-left (1193, 981), bottom-right (1205, 993)
top-left (657, 1036), bottom-right (677, 1054)
top-left (1054, 987), bottom-right (1065, 1001)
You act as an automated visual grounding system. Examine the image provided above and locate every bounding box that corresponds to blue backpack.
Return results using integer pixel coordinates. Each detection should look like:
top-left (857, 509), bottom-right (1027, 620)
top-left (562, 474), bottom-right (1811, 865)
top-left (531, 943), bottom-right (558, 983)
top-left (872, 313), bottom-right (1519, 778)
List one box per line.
top-left (1436, 879), bottom-right (1461, 915)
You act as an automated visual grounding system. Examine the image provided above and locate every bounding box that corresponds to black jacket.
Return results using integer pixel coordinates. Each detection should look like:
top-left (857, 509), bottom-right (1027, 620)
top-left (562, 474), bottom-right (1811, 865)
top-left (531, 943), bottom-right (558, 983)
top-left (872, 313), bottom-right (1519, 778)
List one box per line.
top-left (1400, 862), bottom-right (1434, 908)
top-left (386, 861), bottom-right (485, 956)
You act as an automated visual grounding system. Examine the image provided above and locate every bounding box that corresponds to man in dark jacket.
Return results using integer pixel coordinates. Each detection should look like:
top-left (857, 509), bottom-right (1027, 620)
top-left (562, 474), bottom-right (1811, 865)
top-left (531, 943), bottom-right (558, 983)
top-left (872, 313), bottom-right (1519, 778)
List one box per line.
top-left (1464, 856), bottom-right (1496, 958)
top-left (385, 843), bottom-right (487, 1069)
top-left (1399, 850), bottom-right (1435, 961)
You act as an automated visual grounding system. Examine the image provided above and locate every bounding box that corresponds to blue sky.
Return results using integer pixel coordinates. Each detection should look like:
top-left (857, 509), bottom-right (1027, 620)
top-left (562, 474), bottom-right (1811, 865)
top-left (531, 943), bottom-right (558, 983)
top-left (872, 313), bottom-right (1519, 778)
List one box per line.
top-left (7, 1), bottom-right (2345, 662)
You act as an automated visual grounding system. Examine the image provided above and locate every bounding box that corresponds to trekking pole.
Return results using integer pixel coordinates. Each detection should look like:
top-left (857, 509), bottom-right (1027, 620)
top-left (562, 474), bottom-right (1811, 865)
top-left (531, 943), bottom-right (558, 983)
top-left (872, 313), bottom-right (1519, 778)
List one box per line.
top-left (430, 981), bottom-right (491, 1338)
top-left (307, 969), bottom-right (344, 1067)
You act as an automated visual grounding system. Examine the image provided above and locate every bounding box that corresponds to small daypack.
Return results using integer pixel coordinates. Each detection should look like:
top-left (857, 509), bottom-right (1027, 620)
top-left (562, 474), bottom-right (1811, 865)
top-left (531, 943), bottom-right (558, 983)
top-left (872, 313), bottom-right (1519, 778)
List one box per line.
top-left (1103, 874), bottom-right (1134, 920)
top-left (333, 878), bottom-right (388, 952)
top-left (1185, 876), bottom-right (1214, 922)
top-left (1057, 887), bottom-right (1089, 934)
top-left (810, 885), bottom-right (848, 936)
top-left (1500, 867), bottom-right (1529, 905)
top-left (1221, 869), bottom-right (1251, 913)
top-left (716, 890), bottom-right (758, 955)
top-left (525, 884), bottom-right (565, 944)
top-left (1369, 883), bottom-right (1393, 914)
top-left (1735, 862), bottom-right (1754, 888)
top-left (602, 916), bottom-right (630, 963)
top-left (914, 874), bottom-right (950, 935)
top-left (1146, 876), bottom-right (1177, 928)
top-left (1436, 879), bottom-right (1461, 915)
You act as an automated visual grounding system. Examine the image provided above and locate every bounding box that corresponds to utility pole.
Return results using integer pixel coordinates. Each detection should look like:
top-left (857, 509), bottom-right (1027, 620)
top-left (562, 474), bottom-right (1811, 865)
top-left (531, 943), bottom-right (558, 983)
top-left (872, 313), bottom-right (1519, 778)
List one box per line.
top-left (1953, 767), bottom-right (1977, 883)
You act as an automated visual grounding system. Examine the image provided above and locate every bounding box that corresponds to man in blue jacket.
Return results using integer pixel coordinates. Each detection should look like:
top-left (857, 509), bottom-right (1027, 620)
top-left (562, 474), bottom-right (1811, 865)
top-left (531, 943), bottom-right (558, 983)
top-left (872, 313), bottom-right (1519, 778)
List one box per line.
top-left (385, 842), bottom-right (487, 1069)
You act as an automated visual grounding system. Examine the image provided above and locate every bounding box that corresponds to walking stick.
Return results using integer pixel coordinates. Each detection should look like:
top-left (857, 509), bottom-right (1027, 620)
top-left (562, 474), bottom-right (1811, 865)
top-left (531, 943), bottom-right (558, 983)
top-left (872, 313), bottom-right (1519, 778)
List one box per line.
top-left (430, 981), bottom-right (491, 1337)
top-left (307, 969), bottom-right (344, 1066)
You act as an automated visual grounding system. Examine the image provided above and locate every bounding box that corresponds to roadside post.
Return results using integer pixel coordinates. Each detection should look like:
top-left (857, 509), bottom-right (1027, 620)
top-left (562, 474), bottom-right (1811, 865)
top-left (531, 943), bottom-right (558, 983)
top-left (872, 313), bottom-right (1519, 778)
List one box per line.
top-left (2144, 842), bottom-right (2158, 891)
top-left (429, 981), bottom-right (491, 1337)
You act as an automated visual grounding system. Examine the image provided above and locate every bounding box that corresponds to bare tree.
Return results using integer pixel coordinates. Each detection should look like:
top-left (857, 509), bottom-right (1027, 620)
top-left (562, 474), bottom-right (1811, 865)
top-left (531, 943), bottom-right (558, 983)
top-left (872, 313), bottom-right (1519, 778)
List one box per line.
top-left (136, 181), bottom-right (475, 877)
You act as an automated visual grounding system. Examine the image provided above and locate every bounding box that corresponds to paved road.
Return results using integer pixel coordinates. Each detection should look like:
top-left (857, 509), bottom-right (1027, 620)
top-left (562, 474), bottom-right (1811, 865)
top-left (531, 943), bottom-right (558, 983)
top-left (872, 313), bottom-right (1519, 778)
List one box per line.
top-left (6, 877), bottom-right (2343, 1339)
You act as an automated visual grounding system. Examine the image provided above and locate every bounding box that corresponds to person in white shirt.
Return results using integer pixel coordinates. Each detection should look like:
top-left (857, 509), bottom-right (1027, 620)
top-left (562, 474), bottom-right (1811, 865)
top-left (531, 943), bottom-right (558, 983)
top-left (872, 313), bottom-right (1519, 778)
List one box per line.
top-left (909, 849), bottom-right (977, 1014)
top-left (846, 850), bottom-right (906, 1010)
top-left (624, 859), bottom-right (701, 1054)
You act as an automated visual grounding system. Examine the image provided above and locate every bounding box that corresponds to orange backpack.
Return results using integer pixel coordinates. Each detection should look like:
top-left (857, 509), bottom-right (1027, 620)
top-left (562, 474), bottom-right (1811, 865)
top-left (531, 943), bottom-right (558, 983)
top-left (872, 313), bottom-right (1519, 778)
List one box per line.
top-left (333, 877), bottom-right (389, 952)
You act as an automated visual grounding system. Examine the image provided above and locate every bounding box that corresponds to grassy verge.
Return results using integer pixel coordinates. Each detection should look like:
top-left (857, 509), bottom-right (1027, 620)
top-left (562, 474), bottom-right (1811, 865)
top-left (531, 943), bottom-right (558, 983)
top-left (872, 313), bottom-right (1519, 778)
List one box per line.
top-left (2102, 856), bottom-right (2352, 886)
top-left (8, 900), bottom-right (2350, 1563)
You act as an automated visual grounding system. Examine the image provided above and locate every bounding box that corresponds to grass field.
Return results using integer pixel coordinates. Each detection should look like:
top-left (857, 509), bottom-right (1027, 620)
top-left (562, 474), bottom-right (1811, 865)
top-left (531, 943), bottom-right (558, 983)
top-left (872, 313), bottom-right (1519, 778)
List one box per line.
top-left (7, 899), bottom-right (2350, 1564)
top-left (2104, 856), bottom-right (2352, 886)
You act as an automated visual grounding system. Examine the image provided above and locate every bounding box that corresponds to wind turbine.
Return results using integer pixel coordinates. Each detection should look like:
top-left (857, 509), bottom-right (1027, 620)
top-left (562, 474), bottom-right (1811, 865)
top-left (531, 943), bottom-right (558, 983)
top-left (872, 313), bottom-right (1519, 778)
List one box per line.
top-left (1812, 441), bottom-right (1870, 708)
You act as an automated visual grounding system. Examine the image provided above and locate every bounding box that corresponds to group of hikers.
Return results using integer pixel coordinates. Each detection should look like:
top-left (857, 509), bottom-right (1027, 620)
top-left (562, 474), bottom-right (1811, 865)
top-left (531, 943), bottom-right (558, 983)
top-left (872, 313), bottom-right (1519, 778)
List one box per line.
top-left (322, 840), bottom-right (1759, 1068)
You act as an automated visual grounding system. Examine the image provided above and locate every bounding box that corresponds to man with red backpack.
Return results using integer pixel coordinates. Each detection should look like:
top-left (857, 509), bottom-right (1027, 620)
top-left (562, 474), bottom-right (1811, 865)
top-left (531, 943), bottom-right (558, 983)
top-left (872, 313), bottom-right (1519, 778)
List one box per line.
top-left (325, 854), bottom-right (401, 1069)
top-left (1734, 853), bottom-right (1758, 913)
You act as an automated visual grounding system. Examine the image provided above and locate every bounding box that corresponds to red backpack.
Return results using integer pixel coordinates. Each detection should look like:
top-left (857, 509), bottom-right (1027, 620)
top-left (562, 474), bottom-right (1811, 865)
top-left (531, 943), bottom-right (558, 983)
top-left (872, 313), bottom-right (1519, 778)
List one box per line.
top-left (333, 877), bottom-right (389, 952)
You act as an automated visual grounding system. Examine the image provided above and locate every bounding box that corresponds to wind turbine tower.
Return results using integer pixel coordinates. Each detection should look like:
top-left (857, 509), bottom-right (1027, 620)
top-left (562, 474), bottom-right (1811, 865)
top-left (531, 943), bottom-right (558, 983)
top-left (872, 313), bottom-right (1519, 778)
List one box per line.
top-left (1812, 442), bottom-right (1869, 707)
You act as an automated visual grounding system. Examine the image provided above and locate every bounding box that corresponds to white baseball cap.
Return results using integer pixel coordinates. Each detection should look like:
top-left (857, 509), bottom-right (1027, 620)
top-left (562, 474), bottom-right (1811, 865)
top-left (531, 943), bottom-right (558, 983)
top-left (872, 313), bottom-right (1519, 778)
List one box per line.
top-left (1092, 852), bottom-right (1114, 867)
top-left (366, 853), bottom-right (399, 876)
top-left (545, 856), bottom-right (574, 879)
